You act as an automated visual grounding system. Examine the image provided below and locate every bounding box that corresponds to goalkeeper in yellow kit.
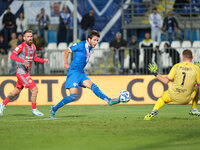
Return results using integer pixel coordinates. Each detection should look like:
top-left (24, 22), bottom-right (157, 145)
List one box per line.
top-left (144, 49), bottom-right (200, 120)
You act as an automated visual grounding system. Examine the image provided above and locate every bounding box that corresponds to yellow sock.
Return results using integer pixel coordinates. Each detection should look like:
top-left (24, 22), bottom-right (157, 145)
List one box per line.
top-left (192, 89), bottom-right (199, 109)
top-left (153, 97), bottom-right (166, 111)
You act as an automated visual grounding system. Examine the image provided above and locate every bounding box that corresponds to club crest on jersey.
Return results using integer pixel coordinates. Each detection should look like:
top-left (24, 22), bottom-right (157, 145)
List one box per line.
top-left (86, 53), bottom-right (90, 57)
top-left (73, 83), bottom-right (78, 87)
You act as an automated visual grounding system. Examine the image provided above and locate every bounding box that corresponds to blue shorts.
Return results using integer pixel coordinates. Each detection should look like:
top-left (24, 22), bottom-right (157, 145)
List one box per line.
top-left (65, 70), bottom-right (90, 89)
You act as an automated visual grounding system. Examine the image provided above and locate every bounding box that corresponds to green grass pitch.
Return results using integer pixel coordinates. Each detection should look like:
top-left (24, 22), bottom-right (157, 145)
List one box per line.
top-left (0, 105), bottom-right (200, 150)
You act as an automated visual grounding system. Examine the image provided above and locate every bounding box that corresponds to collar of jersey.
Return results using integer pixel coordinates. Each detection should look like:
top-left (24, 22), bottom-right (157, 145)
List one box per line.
top-left (86, 40), bottom-right (91, 48)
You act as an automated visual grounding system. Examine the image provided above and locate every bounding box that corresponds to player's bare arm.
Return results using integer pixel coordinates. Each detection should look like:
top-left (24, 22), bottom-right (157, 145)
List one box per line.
top-left (64, 48), bottom-right (71, 69)
top-left (156, 74), bottom-right (170, 84)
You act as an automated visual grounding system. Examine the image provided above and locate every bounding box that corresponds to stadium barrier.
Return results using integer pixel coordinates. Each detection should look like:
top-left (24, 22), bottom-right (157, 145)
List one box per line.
top-left (2, 45), bottom-right (200, 76)
top-left (0, 75), bottom-right (170, 105)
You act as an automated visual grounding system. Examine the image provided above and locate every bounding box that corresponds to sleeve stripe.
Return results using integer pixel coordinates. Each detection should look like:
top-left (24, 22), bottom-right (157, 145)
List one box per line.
top-left (14, 51), bottom-right (18, 54)
top-left (166, 77), bottom-right (173, 81)
top-left (68, 48), bottom-right (72, 52)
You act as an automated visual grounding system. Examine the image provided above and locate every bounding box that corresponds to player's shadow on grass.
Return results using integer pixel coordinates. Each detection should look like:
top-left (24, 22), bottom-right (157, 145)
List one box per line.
top-left (8, 114), bottom-right (32, 117)
top-left (170, 117), bottom-right (191, 120)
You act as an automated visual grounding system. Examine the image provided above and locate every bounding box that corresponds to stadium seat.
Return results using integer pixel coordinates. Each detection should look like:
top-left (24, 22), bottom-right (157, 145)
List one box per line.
top-left (47, 43), bottom-right (60, 70)
top-left (139, 47), bottom-right (144, 68)
top-left (56, 42), bottom-right (71, 70)
top-left (93, 49), bottom-right (104, 58)
top-left (153, 41), bottom-right (159, 48)
top-left (139, 41), bottom-right (143, 49)
top-left (182, 41), bottom-right (192, 48)
top-left (100, 42), bottom-right (109, 49)
top-left (124, 54), bottom-right (130, 69)
top-left (134, 4), bottom-right (145, 14)
top-left (58, 42), bottom-right (67, 50)
top-left (85, 62), bottom-right (92, 71)
top-left (89, 53), bottom-right (95, 64)
top-left (47, 43), bottom-right (57, 50)
top-left (57, 42), bottom-right (67, 68)
top-left (94, 44), bottom-right (100, 49)
top-left (100, 42), bottom-right (110, 53)
top-left (192, 41), bottom-right (200, 62)
top-left (192, 41), bottom-right (200, 48)
top-left (171, 41), bottom-right (181, 48)
top-left (159, 41), bottom-right (169, 50)
top-left (161, 52), bottom-right (172, 68)
top-left (7, 51), bottom-right (12, 70)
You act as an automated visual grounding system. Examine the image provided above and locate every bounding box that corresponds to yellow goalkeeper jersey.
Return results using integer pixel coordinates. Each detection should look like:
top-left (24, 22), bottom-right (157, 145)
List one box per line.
top-left (167, 62), bottom-right (200, 104)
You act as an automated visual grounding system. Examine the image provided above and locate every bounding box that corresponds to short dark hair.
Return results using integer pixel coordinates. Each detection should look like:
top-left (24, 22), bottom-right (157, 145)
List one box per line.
top-left (165, 42), bottom-right (170, 47)
top-left (182, 49), bottom-right (193, 59)
top-left (88, 30), bottom-right (100, 39)
top-left (23, 30), bottom-right (33, 36)
top-left (153, 7), bottom-right (157, 11)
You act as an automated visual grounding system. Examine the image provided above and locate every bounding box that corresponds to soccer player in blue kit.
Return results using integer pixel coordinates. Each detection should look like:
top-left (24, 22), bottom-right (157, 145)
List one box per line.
top-left (50, 30), bottom-right (120, 118)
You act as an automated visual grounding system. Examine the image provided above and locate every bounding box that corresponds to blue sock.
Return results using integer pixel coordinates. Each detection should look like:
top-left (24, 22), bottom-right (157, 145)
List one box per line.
top-left (53, 94), bottom-right (78, 111)
top-left (91, 83), bottom-right (111, 102)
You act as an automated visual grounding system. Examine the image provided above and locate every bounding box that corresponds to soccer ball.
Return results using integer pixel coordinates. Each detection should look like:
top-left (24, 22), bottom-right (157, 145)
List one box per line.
top-left (119, 91), bottom-right (131, 103)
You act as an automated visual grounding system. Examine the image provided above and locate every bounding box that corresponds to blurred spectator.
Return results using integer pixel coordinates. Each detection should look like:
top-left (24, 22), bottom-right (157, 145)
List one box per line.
top-left (141, 33), bottom-right (154, 74)
top-left (33, 32), bottom-right (46, 74)
top-left (16, 12), bottom-right (27, 35)
top-left (164, 43), bottom-right (180, 66)
top-left (149, 8), bottom-right (162, 43)
top-left (162, 11), bottom-right (179, 42)
top-left (51, 2), bottom-right (61, 17)
top-left (79, 9), bottom-right (95, 41)
top-left (110, 32), bottom-right (127, 74)
top-left (0, 35), bottom-right (9, 75)
top-left (57, 7), bottom-right (70, 43)
top-left (128, 36), bottom-right (140, 74)
top-left (8, 32), bottom-right (18, 74)
top-left (2, 7), bottom-right (15, 42)
top-left (154, 45), bottom-right (163, 74)
top-left (36, 8), bottom-right (50, 43)
top-left (17, 33), bottom-right (23, 45)
top-left (66, 12), bottom-right (73, 44)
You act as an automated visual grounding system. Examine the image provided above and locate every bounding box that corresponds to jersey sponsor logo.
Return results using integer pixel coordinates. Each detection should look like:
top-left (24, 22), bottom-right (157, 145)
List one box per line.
top-left (25, 56), bottom-right (33, 61)
top-left (73, 83), bottom-right (78, 87)
top-left (25, 76), bottom-right (31, 80)
top-left (28, 79), bottom-right (32, 83)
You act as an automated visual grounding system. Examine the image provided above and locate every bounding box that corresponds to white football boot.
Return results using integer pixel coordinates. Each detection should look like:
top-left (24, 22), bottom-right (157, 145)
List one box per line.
top-left (0, 103), bottom-right (5, 116)
top-left (32, 109), bottom-right (44, 116)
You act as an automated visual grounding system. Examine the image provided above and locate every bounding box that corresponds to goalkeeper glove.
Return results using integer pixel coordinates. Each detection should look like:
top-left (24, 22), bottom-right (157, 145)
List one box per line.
top-left (195, 62), bottom-right (200, 68)
top-left (148, 63), bottom-right (158, 77)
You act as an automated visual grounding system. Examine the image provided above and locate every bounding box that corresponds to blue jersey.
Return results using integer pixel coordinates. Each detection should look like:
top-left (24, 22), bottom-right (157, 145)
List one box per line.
top-left (69, 41), bottom-right (92, 72)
